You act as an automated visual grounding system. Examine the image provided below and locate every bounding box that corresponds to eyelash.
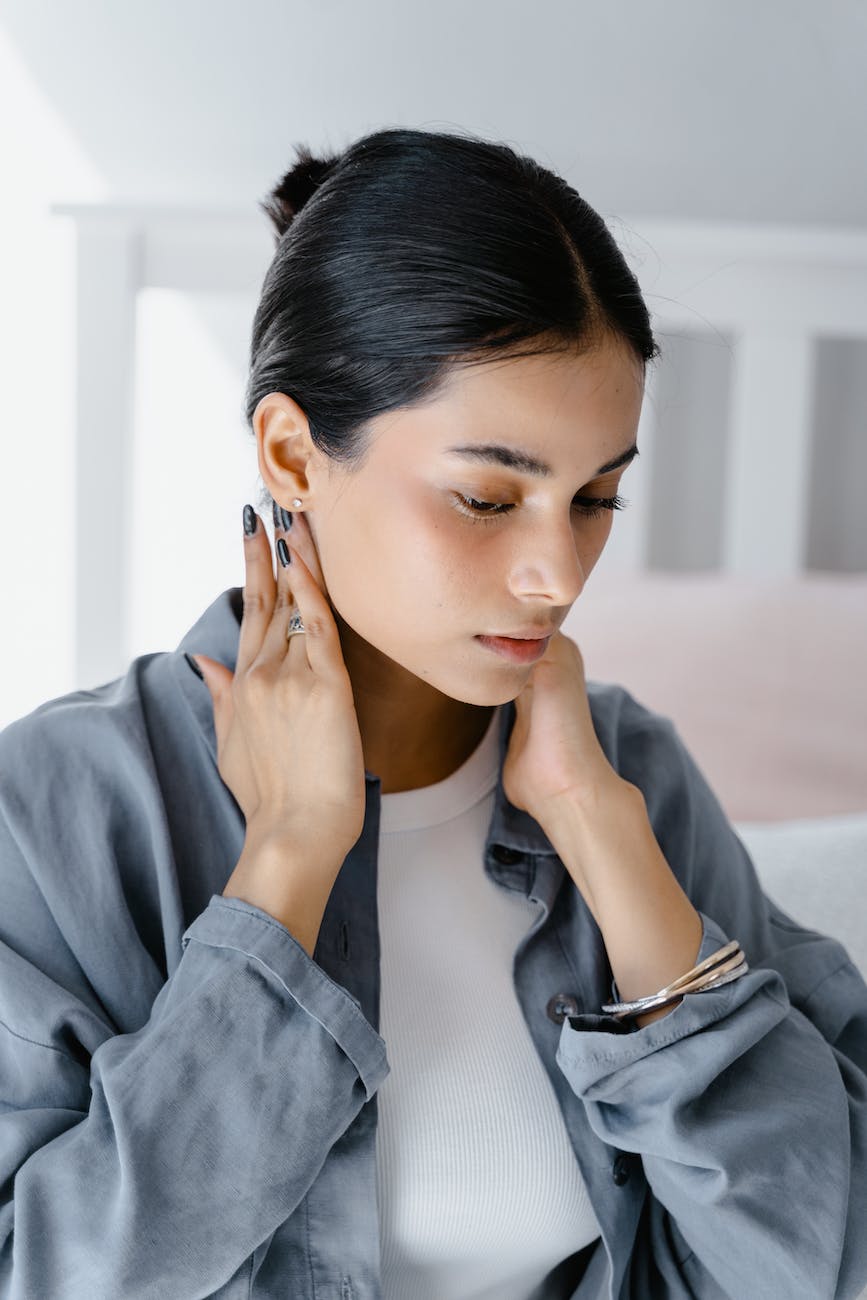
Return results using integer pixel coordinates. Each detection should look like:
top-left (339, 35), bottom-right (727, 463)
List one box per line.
top-left (452, 492), bottom-right (629, 523)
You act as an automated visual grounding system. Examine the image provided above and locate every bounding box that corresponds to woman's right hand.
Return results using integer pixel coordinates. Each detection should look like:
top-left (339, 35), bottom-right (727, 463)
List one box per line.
top-left (190, 505), bottom-right (367, 873)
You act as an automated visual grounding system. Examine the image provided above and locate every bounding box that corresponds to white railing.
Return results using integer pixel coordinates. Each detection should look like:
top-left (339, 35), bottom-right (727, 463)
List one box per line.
top-left (52, 204), bottom-right (867, 688)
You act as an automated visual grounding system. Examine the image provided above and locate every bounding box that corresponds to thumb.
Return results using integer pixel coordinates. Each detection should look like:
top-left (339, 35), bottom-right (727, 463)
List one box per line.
top-left (185, 654), bottom-right (235, 746)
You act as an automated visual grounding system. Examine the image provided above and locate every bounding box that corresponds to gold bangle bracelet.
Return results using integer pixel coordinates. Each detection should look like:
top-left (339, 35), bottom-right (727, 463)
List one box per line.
top-left (602, 959), bottom-right (749, 1020)
top-left (601, 942), bottom-right (749, 1019)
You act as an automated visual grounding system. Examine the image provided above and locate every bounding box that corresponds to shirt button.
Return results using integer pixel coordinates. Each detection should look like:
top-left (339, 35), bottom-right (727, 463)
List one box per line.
top-left (612, 1154), bottom-right (631, 1186)
top-left (546, 993), bottom-right (580, 1024)
top-left (490, 844), bottom-right (524, 865)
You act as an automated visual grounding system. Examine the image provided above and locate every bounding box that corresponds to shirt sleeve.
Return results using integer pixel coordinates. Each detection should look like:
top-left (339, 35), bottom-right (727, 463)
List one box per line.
top-left (0, 715), bottom-right (390, 1299)
top-left (554, 692), bottom-right (867, 1300)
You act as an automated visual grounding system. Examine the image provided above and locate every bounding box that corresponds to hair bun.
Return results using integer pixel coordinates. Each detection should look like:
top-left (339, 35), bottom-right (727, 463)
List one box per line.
top-left (260, 143), bottom-right (342, 240)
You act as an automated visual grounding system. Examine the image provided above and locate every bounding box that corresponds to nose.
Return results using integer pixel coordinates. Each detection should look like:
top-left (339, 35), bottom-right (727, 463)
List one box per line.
top-left (510, 519), bottom-right (589, 607)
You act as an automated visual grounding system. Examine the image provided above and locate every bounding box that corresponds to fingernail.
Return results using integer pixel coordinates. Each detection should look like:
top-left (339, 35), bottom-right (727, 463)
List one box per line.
top-left (243, 504), bottom-right (257, 536)
top-left (184, 652), bottom-right (204, 680)
top-left (274, 503), bottom-right (293, 531)
top-left (277, 537), bottom-right (291, 567)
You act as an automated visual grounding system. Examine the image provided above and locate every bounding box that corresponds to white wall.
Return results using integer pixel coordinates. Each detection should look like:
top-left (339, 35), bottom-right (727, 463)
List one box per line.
top-left (0, 27), bottom-right (104, 726)
top-left (0, 0), bottom-right (864, 223)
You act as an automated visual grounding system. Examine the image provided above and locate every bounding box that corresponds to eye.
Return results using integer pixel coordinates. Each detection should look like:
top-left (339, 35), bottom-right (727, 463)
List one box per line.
top-left (452, 492), bottom-right (629, 523)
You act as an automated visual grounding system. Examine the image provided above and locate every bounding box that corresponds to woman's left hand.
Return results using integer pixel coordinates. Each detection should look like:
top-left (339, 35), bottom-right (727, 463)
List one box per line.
top-left (502, 630), bottom-right (633, 827)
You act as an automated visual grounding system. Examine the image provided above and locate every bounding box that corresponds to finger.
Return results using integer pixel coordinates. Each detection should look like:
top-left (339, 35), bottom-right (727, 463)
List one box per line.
top-left (190, 654), bottom-right (235, 752)
top-left (236, 506), bottom-right (277, 677)
top-left (269, 503), bottom-right (301, 640)
top-left (274, 508), bottom-right (329, 598)
top-left (262, 537), bottom-right (341, 678)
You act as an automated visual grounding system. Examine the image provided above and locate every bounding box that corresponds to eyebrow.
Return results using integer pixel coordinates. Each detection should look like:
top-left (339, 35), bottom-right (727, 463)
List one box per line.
top-left (443, 441), bottom-right (639, 479)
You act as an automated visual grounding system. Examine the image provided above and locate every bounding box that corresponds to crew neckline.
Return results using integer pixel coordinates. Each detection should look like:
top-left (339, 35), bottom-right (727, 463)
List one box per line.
top-left (377, 705), bottom-right (504, 833)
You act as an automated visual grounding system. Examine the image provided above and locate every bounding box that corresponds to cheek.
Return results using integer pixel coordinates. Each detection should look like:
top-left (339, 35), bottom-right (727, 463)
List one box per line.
top-left (326, 500), bottom-right (456, 618)
top-left (386, 505), bottom-right (489, 629)
top-left (578, 517), bottom-right (614, 575)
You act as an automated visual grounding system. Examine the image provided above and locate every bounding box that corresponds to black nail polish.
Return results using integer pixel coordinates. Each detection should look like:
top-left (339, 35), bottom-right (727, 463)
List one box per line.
top-left (272, 501), bottom-right (281, 531)
top-left (184, 652), bottom-right (204, 680)
top-left (277, 538), bottom-right (291, 567)
top-left (243, 504), bottom-right (257, 536)
top-left (272, 502), bottom-right (293, 531)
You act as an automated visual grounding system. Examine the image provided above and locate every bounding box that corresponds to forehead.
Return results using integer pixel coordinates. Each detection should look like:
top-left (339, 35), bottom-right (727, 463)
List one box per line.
top-left (367, 339), bottom-right (644, 468)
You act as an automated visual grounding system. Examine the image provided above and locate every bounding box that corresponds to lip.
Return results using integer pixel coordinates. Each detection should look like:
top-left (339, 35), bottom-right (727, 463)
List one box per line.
top-left (475, 634), bottom-right (552, 664)
top-left (488, 626), bottom-right (559, 640)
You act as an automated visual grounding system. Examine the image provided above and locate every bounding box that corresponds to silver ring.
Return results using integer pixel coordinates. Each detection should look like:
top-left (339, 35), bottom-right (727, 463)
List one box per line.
top-left (286, 607), bottom-right (306, 639)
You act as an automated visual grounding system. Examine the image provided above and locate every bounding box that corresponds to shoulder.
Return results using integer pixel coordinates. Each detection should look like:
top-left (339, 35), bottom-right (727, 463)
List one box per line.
top-left (585, 677), bottom-right (681, 780)
top-left (0, 653), bottom-right (171, 797)
top-left (0, 652), bottom-right (182, 893)
top-left (585, 677), bottom-right (719, 864)
top-left (0, 657), bottom-right (182, 1038)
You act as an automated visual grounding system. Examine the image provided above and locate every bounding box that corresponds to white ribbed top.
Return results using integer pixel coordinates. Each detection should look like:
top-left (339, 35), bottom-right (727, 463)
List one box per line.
top-left (375, 705), bottom-right (601, 1300)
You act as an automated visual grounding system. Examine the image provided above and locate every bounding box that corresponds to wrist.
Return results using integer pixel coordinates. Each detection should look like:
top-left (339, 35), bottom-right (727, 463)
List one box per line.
top-left (541, 778), bottom-right (703, 1000)
top-left (226, 820), bottom-right (346, 944)
top-left (242, 815), bottom-right (343, 870)
top-left (541, 777), bottom-right (643, 871)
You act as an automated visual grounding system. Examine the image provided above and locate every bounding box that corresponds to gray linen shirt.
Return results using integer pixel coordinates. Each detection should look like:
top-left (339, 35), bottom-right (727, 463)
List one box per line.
top-left (1, 586), bottom-right (865, 1300)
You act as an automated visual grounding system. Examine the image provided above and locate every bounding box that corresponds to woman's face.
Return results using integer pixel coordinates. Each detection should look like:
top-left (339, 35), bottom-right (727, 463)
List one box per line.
top-left (257, 335), bottom-right (645, 706)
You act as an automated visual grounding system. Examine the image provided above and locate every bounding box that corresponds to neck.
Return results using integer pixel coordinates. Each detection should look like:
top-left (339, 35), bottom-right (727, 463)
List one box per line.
top-left (335, 614), bottom-right (497, 794)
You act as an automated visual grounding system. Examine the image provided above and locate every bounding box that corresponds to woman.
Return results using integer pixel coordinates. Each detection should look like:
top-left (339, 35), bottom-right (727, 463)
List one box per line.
top-left (1, 127), bottom-right (865, 1300)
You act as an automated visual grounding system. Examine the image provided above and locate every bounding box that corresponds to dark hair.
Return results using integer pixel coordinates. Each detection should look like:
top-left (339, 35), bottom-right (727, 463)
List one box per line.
top-left (246, 126), bottom-right (659, 511)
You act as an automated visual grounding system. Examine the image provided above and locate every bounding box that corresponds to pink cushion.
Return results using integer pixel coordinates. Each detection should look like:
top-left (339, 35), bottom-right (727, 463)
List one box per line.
top-left (568, 573), bottom-right (867, 823)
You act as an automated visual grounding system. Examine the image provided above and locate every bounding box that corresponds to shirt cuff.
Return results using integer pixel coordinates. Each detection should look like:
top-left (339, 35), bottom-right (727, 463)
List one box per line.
top-left (182, 894), bottom-right (390, 1101)
top-left (555, 909), bottom-right (786, 1092)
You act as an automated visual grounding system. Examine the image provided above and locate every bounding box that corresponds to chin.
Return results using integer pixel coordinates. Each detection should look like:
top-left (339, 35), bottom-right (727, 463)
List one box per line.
top-left (438, 677), bottom-right (524, 708)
